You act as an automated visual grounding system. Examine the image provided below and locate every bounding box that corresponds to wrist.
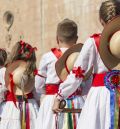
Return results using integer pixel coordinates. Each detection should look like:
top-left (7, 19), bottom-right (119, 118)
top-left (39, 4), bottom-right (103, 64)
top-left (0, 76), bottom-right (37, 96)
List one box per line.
top-left (56, 93), bottom-right (64, 101)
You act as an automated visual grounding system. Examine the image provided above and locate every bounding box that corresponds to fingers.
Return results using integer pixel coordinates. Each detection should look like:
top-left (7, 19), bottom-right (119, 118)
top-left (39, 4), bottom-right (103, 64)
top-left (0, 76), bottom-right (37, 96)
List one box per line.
top-left (52, 108), bottom-right (63, 114)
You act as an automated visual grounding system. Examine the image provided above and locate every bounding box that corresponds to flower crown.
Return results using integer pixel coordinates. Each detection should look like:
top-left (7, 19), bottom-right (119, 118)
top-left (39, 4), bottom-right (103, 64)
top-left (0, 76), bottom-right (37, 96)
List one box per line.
top-left (18, 40), bottom-right (37, 58)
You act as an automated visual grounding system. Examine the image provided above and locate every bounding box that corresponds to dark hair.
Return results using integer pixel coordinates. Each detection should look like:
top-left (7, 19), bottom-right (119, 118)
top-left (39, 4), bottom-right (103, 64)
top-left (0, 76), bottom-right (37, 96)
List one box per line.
top-left (99, 0), bottom-right (120, 23)
top-left (57, 19), bottom-right (78, 42)
top-left (9, 41), bottom-right (37, 76)
top-left (0, 49), bottom-right (7, 66)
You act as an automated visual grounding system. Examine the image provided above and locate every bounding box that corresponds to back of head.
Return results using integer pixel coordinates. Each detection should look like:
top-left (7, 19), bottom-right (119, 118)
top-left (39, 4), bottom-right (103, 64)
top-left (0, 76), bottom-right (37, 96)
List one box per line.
top-left (0, 49), bottom-right (7, 66)
top-left (57, 19), bottom-right (78, 43)
top-left (99, 0), bottom-right (120, 23)
top-left (9, 41), bottom-right (37, 76)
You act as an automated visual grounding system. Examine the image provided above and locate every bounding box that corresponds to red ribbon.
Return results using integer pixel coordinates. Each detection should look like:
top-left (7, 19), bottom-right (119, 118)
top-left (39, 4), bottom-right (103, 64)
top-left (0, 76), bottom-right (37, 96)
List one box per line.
top-left (72, 67), bottom-right (85, 78)
top-left (72, 101), bottom-right (76, 129)
top-left (9, 73), bottom-right (17, 107)
top-left (90, 34), bottom-right (101, 51)
top-left (34, 69), bottom-right (46, 78)
top-left (19, 40), bottom-right (37, 58)
top-left (19, 40), bottom-right (25, 54)
top-left (26, 101), bottom-right (30, 129)
top-left (25, 44), bottom-right (37, 58)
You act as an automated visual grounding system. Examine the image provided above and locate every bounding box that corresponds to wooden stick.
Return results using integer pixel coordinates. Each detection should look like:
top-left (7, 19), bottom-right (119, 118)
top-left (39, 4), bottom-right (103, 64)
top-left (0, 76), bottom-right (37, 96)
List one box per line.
top-left (61, 108), bottom-right (82, 113)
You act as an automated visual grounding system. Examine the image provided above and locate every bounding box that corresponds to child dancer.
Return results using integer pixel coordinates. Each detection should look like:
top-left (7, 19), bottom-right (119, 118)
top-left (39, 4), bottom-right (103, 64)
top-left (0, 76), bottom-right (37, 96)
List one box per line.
top-left (0, 41), bottom-right (39, 129)
top-left (53, 1), bottom-right (120, 129)
top-left (35, 19), bottom-right (85, 129)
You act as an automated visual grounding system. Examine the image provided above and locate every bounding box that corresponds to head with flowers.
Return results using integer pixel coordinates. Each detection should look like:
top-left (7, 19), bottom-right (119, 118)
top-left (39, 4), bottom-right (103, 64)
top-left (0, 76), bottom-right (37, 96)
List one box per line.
top-left (9, 40), bottom-right (37, 76)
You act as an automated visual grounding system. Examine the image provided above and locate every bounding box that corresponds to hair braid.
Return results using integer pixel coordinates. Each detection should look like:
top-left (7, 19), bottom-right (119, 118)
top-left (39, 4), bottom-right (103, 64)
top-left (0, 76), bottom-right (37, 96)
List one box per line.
top-left (99, 0), bottom-right (120, 23)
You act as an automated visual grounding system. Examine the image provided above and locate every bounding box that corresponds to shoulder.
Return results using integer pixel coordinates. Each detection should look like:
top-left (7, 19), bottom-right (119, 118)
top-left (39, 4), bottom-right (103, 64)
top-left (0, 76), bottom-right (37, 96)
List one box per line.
top-left (84, 33), bottom-right (101, 47)
top-left (38, 50), bottom-right (57, 66)
top-left (84, 37), bottom-right (95, 47)
top-left (41, 50), bottom-right (56, 60)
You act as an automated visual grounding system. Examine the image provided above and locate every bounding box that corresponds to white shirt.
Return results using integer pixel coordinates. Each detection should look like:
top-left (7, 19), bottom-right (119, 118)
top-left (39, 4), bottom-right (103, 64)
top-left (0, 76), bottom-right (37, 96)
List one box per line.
top-left (35, 48), bottom-right (68, 96)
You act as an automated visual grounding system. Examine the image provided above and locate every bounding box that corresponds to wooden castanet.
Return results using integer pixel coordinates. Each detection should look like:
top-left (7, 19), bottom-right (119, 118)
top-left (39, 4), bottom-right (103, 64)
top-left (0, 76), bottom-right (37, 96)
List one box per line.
top-left (59, 100), bottom-right (82, 113)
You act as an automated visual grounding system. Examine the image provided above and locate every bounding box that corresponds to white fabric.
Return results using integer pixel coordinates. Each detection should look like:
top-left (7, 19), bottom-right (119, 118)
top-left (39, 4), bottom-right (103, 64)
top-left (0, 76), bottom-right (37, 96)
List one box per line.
top-left (0, 99), bottom-right (38, 129)
top-left (0, 67), bottom-right (7, 104)
top-left (0, 67), bottom-right (39, 129)
top-left (35, 47), bottom-right (85, 129)
top-left (36, 95), bottom-right (84, 129)
top-left (81, 76), bottom-right (93, 101)
top-left (35, 48), bottom-right (67, 96)
top-left (57, 37), bottom-right (110, 129)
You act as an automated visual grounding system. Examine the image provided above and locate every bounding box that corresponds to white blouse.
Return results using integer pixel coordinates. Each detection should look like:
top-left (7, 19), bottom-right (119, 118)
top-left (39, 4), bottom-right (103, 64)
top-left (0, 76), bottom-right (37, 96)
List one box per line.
top-left (57, 37), bottom-right (108, 100)
top-left (35, 48), bottom-right (68, 96)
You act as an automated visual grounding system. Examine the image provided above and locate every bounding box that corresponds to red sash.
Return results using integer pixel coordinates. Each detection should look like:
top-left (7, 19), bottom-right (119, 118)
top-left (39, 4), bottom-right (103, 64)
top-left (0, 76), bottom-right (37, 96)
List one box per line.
top-left (45, 84), bottom-right (81, 96)
top-left (46, 84), bottom-right (59, 95)
top-left (6, 91), bottom-right (33, 101)
top-left (51, 48), bottom-right (63, 59)
top-left (5, 91), bottom-right (33, 129)
top-left (92, 73), bottom-right (106, 86)
top-left (90, 33), bottom-right (101, 51)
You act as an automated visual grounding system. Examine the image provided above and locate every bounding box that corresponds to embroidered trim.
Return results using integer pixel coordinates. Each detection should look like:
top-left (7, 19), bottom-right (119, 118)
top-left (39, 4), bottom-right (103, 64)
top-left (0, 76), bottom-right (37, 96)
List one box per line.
top-left (72, 66), bottom-right (85, 78)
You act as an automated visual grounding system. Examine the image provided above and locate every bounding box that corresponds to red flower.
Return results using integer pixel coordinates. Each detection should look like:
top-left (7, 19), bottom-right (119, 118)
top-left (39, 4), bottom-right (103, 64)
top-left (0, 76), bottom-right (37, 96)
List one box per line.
top-left (111, 75), bottom-right (120, 86)
top-left (72, 66), bottom-right (85, 78)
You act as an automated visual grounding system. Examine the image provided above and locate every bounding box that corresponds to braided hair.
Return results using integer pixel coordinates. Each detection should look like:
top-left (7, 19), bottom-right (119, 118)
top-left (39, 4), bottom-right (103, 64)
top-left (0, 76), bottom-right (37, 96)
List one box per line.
top-left (99, 0), bottom-right (120, 23)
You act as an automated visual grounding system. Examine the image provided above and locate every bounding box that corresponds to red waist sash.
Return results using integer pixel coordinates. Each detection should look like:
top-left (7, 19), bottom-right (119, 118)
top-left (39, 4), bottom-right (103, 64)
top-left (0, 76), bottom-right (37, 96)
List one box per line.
top-left (92, 73), bottom-right (107, 87)
top-left (46, 84), bottom-right (81, 96)
top-left (5, 91), bottom-right (33, 129)
top-left (6, 91), bottom-right (33, 101)
top-left (46, 84), bottom-right (59, 95)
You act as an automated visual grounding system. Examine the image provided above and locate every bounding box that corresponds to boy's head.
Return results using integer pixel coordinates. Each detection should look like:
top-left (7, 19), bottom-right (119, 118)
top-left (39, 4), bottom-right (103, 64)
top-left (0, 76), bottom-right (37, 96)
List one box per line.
top-left (0, 49), bottom-right (7, 66)
top-left (57, 19), bottom-right (78, 45)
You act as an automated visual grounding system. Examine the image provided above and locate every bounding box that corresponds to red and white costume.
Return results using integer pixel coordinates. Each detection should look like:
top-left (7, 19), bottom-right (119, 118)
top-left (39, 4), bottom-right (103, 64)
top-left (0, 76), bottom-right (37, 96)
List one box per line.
top-left (0, 68), bottom-right (39, 129)
top-left (56, 34), bottom-right (111, 129)
top-left (35, 48), bottom-right (86, 129)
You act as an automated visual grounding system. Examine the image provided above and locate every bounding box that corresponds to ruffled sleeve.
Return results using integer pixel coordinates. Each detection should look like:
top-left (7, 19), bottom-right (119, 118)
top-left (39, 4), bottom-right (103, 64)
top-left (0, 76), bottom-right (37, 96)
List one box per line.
top-left (57, 38), bottom-right (97, 100)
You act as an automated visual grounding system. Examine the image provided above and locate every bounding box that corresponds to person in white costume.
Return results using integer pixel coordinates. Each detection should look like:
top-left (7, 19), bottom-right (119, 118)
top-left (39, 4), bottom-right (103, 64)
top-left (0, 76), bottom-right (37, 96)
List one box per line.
top-left (35, 19), bottom-right (85, 129)
top-left (52, 1), bottom-right (120, 129)
top-left (0, 41), bottom-right (39, 129)
top-left (0, 49), bottom-right (7, 105)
